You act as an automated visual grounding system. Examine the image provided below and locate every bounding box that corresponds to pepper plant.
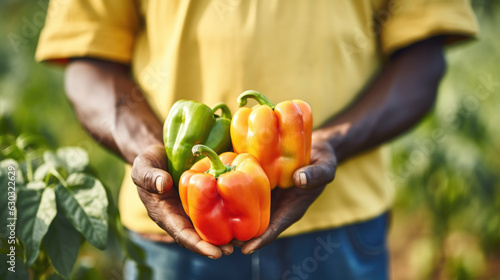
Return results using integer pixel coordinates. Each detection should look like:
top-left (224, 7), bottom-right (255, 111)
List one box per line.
top-left (0, 134), bottom-right (108, 279)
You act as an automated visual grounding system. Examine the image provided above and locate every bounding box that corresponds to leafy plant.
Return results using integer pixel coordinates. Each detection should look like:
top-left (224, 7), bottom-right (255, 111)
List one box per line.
top-left (0, 134), bottom-right (108, 279)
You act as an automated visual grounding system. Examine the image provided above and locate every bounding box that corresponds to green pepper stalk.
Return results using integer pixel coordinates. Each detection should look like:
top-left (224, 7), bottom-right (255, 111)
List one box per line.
top-left (237, 90), bottom-right (276, 109)
top-left (192, 144), bottom-right (234, 178)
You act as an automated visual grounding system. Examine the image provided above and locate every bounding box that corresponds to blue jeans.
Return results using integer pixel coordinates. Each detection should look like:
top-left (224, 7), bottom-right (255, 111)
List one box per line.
top-left (124, 213), bottom-right (389, 280)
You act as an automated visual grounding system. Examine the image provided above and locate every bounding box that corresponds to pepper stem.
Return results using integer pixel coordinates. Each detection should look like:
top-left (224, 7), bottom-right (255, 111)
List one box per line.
top-left (237, 90), bottom-right (275, 109)
top-left (192, 144), bottom-right (232, 177)
top-left (212, 103), bottom-right (232, 119)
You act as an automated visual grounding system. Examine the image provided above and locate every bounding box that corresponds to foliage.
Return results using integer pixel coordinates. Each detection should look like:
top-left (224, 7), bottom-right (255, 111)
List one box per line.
top-left (0, 134), bottom-right (109, 279)
top-left (0, 2), bottom-right (153, 277)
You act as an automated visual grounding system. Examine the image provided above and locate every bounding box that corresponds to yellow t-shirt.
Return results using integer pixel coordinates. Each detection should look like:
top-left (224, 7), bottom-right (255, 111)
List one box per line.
top-left (36, 0), bottom-right (477, 237)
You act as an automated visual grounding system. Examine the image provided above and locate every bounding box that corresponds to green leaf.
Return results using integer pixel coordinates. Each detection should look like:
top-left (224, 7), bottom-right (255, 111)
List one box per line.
top-left (33, 162), bottom-right (52, 182)
top-left (34, 147), bottom-right (89, 182)
top-left (56, 147), bottom-right (89, 173)
top-left (26, 181), bottom-right (46, 190)
top-left (33, 151), bottom-right (64, 183)
top-left (12, 188), bottom-right (42, 262)
top-left (40, 148), bottom-right (89, 174)
top-left (16, 187), bottom-right (57, 266)
top-left (33, 163), bottom-right (67, 184)
top-left (44, 213), bottom-right (82, 279)
top-left (43, 151), bottom-right (64, 169)
top-left (55, 173), bottom-right (108, 249)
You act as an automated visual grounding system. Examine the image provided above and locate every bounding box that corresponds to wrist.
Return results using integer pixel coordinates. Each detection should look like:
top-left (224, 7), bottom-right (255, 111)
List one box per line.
top-left (113, 114), bottom-right (164, 164)
top-left (313, 122), bottom-right (352, 163)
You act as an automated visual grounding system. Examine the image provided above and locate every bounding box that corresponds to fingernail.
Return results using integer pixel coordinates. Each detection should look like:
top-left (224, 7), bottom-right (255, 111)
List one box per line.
top-left (156, 176), bottom-right (163, 193)
top-left (222, 250), bottom-right (229, 255)
top-left (247, 250), bottom-right (255, 255)
top-left (208, 255), bottom-right (216, 259)
top-left (299, 172), bottom-right (307, 187)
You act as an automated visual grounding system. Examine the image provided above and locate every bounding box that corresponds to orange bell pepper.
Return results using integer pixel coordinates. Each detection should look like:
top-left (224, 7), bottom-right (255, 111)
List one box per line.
top-left (179, 144), bottom-right (271, 245)
top-left (231, 90), bottom-right (313, 189)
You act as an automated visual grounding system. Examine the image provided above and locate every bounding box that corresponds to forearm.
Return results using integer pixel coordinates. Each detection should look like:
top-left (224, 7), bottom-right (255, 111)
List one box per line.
top-left (316, 37), bottom-right (446, 162)
top-left (65, 58), bottom-right (163, 164)
top-left (64, 59), bottom-right (228, 256)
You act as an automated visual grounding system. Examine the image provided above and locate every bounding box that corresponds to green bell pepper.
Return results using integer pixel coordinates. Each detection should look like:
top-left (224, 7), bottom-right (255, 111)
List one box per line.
top-left (164, 100), bottom-right (232, 185)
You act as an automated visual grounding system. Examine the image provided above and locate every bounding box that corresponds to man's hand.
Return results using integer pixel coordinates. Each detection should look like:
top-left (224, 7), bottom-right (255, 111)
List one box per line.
top-left (238, 133), bottom-right (337, 254)
top-left (65, 59), bottom-right (233, 258)
top-left (131, 144), bottom-right (234, 259)
top-left (238, 36), bottom-right (445, 253)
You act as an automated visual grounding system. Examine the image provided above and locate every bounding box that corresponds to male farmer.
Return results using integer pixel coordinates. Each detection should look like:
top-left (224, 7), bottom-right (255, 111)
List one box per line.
top-left (37, 0), bottom-right (477, 279)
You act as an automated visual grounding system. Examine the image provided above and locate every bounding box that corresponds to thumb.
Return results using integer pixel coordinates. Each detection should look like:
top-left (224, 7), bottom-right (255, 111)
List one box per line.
top-left (131, 146), bottom-right (173, 194)
top-left (293, 156), bottom-right (337, 189)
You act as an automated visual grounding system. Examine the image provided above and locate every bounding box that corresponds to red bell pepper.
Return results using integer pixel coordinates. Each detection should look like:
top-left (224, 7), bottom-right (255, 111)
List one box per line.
top-left (179, 145), bottom-right (271, 245)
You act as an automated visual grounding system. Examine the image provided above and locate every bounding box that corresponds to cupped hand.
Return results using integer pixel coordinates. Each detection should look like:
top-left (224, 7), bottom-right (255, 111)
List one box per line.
top-left (238, 132), bottom-right (338, 253)
top-left (131, 144), bottom-right (233, 259)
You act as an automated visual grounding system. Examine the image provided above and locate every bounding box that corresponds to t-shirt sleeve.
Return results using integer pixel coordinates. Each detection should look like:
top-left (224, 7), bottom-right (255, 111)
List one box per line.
top-left (35, 0), bottom-right (140, 64)
top-left (380, 0), bottom-right (479, 56)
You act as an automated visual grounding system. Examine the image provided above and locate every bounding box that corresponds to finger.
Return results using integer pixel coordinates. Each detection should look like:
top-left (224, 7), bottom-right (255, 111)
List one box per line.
top-left (173, 228), bottom-right (223, 259)
top-left (240, 226), bottom-right (280, 254)
top-left (132, 150), bottom-right (173, 194)
top-left (241, 213), bottom-right (295, 254)
top-left (293, 156), bottom-right (337, 189)
top-left (240, 236), bottom-right (264, 255)
top-left (219, 244), bottom-right (234, 255)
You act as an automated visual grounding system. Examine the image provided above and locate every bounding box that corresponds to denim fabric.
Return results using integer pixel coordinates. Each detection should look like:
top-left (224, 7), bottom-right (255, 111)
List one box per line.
top-left (124, 213), bottom-right (389, 280)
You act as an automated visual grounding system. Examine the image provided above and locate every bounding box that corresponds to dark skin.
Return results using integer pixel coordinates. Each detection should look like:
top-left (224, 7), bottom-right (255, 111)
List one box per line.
top-left (65, 36), bottom-right (445, 259)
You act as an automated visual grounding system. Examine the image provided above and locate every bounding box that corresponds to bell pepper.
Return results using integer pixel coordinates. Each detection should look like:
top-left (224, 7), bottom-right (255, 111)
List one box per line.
top-left (231, 90), bottom-right (312, 189)
top-left (179, 144), bottom-right (271, 245)
top-left (164, 100), bottom-right (232, 186)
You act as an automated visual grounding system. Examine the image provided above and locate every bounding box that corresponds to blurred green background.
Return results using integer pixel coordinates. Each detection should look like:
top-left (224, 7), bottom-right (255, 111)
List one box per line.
top-left (1, 1), bottom-right (499, 279)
